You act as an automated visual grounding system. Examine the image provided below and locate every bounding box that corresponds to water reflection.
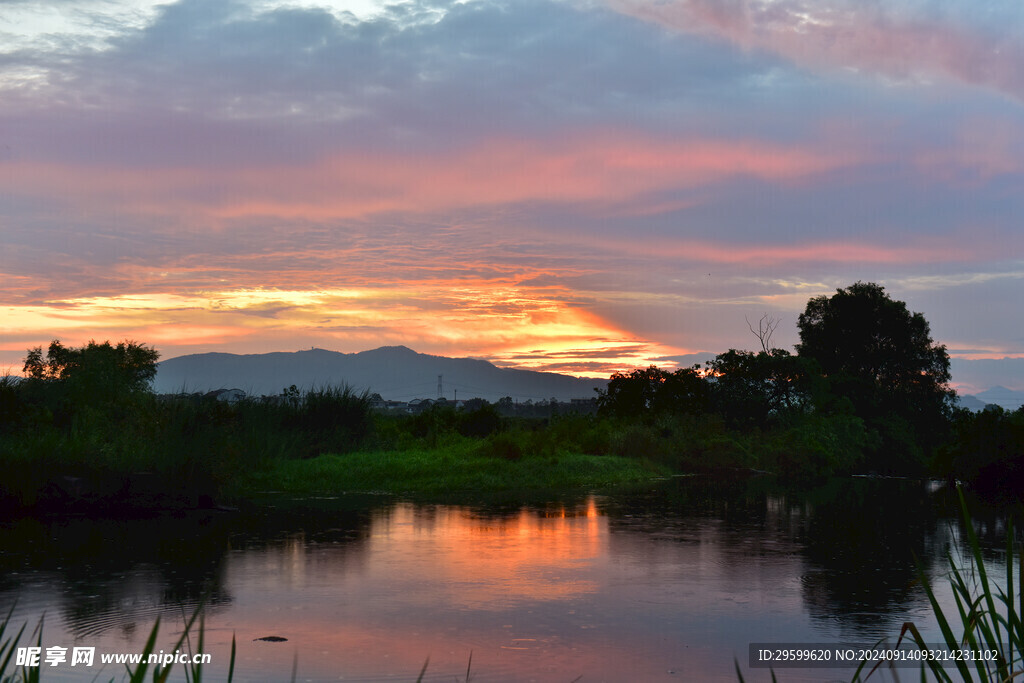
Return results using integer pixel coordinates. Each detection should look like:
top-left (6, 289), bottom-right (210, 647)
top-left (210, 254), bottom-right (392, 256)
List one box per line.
top-left (0, 512), bottom-right (232, 641)
top-left (365, 500), bottom-right (605, 607)
top-left (0, 478), bottom-right (1013, 681)
top-left (796, 479), bottom-right (950, 634)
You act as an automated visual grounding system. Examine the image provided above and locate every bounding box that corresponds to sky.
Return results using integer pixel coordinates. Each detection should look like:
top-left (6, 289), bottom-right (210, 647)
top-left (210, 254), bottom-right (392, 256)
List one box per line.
top-left (1, 0), bottom-right (1022, 393)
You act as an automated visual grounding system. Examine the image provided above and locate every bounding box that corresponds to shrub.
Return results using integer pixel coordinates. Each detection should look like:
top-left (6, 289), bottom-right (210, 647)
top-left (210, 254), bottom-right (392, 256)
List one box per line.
top-left (480, 431), bottom-right (524, 461)
top-left (457, 402), bottom-right (503, 438)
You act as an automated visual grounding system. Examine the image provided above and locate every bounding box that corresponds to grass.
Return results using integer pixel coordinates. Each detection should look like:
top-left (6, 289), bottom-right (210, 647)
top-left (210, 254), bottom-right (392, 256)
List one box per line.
top-left (0, 370), bottom-right (883, 510)
top-left (233, 438), bottom-right (669, 496)
top-left (852, 488), bottom-right (1024, 682)
top-left (0, 604), bottom-right (236, 683)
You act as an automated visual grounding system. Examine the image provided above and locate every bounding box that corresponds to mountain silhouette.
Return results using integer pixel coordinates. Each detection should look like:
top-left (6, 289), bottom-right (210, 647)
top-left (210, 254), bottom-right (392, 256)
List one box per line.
top-left (973, 385), bottom-right (1024, 410)
top-left (154, 346), bottom-right (606, 402)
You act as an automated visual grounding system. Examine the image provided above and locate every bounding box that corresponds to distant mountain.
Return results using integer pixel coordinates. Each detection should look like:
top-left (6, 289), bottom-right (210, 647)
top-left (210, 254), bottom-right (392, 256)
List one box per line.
top-left (972, 386), bottom-right (1024, 411)
top-left (955, 394), bottom-right (990, 411)
top-left (154, 346), bottom-right (606, 402)
top-left (950, 358), bottom-right (1024, 401)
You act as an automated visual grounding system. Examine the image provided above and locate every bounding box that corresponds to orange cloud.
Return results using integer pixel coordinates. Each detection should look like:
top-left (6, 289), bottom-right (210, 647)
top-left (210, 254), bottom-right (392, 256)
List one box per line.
top-left (949, 351), bottom-right (1024, 361)
top-left (0, 284), bottom-right (680, 377)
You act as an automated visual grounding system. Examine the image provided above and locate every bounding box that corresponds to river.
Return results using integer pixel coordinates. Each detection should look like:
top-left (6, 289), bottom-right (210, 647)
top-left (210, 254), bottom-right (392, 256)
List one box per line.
top-left (0, 476), bottom-right (1013, 682)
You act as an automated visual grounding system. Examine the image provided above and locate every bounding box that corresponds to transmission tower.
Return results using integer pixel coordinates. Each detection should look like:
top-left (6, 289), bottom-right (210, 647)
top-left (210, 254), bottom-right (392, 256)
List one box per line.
top-left (437, 374), bottom-right (443, 399)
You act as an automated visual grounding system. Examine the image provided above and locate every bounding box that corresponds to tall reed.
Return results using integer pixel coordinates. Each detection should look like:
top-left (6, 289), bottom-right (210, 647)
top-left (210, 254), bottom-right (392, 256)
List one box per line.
top-left (854, 487), bottom-right (1023, 682)
top-left (737, 487), bottom-right (1023, 683)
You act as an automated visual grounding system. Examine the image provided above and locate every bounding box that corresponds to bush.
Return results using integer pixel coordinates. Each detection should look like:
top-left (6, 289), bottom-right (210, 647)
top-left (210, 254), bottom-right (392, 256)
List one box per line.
top-left (284, 385), bottom-right (374, 457)
top-left (457, 402), bottom-right (503, 438)
top-left (940, 406), bottom-right (1024, 498)
top-left (480, 431), bottom-right (524, 461)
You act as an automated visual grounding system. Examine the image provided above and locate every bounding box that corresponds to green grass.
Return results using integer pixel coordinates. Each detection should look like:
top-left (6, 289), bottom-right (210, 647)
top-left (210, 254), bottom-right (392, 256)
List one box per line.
top-left (233, 440), bottom-right (669, 496)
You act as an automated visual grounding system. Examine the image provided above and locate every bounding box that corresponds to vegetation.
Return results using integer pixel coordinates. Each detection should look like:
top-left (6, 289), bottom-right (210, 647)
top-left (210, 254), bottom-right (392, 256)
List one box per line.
top-left (0, 344), bottom-right (672, 509)
top-left (797, 282), bottom-right (957, 473)
top-left (1, 282), bottom-right (1021, 510)
top-left (864, 489), bottom-right (1024, 682)
top-left (241, 442), bottom-right (663, 497)
top-left (936, 406), bottom-right (1024, 500)
top-left (0, 603), bottom-right (236, 683)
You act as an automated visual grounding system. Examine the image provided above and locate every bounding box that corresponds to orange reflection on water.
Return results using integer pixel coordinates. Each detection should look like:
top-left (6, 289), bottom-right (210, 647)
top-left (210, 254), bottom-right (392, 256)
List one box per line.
top-left (367, 499), bottom-right (605, 608)
top-left (217, 498), bottom-right (619, 681)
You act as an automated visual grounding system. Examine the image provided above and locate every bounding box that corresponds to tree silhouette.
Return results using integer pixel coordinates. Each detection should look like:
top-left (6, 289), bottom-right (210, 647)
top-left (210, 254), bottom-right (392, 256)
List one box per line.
top-left (796, 282), bottom-right (954, 472)
top-left (597, 365), bottom-right (707, 418)
top-left (24, 339), bottom-right (159, 395)
top-left (706, 349), bottom-right (813, 429)
top-left (22, 340), bottom-right (160, 433)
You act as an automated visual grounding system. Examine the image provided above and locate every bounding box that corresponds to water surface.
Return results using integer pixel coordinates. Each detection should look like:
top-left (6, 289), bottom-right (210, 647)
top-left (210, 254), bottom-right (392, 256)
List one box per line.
top-left (0, 477), bottom-right (1010, 682)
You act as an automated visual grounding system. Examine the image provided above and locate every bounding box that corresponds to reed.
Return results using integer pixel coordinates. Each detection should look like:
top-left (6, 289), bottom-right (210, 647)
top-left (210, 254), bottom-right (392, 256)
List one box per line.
top-left (737, 487), bottom-right (1023, 683)
top-left (853, 487), bottom-right (1023, 682)
top-left (0, 604), bottom-right (235, 683)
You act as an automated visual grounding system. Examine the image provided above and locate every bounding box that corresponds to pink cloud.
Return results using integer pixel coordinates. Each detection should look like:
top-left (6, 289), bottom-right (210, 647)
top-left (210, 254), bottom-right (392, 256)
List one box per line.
top-left (608, 0), bottom-right (1024, 100)
top-left (554, 235), bottom-right (986, 266)
top-left (0, 132), bottom-right (856, 220)
top-left (912, 117), bottom-right (1024, 184)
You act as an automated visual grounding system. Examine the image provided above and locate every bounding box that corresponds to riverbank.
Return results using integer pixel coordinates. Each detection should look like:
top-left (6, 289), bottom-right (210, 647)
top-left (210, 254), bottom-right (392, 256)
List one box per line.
top-left (1, 436), bottom-right (670, 514)
top-left (6, 368), bottom-right (1019, 514)
top-left (231, 442), bottom-right (669, 497)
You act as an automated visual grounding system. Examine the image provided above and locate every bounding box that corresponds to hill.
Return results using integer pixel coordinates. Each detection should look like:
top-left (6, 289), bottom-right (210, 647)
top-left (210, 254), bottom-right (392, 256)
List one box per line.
top-left (955, 394), bottom-right (990, 411)
top-left (972, 386), bottom-right (1024, 411)
top-left (154, 346), bottom-right (606, 402)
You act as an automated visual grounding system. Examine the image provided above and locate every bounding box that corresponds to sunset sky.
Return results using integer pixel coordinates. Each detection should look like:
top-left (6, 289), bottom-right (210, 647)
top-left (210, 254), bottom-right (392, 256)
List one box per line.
top-left (1, 0), bottom-right (1022, 392)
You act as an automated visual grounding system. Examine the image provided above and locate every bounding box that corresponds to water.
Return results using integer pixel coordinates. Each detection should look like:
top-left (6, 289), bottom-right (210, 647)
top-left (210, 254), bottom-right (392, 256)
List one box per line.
top-left (0, 477), bottom-right (1013, 682)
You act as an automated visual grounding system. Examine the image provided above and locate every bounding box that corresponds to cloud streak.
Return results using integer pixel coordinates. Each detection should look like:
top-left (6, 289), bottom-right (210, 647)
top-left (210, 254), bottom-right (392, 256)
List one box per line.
top-left (608, 0), bottom-right (1024, 101)
top-left (1, 133), bottom-right (858, 221)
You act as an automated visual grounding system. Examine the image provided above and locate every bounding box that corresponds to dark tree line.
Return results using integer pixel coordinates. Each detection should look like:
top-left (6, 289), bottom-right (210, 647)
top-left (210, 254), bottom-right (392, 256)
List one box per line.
top-left (3, 282), bottom-right (1019, 497)
top-left (596, 282), bottom-right (984, 479)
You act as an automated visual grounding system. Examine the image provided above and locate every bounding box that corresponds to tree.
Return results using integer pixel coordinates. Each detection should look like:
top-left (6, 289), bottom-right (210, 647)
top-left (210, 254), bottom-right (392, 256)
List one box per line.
top-left (938, 406), bottom-right (1024, 496)
top-left (17, 339), bottom-right (159, 440)
top-left (597, 365), bottom-right (707, 418)
top-left (746, 313), bottom-right (782, 353)
top-left (25, 339), bottom-right (158, 388)
top-left (796, 282), bottom-right (954, 472)
top-left (705, 349), bottom-right (813, 429)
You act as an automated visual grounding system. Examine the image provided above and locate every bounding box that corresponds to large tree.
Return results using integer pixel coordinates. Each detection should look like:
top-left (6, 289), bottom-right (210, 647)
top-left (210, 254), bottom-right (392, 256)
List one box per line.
top-left (24, 339), bottom-right (159, 393)
top-left (796, 282), bottom-right (954, 471)
top-left (17, 339), bottom-right (159, 438)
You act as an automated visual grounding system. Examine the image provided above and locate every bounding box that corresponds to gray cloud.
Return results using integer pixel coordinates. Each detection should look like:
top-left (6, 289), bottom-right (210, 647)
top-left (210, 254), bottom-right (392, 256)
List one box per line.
top-left (1, 0), bottom-right (800, 165)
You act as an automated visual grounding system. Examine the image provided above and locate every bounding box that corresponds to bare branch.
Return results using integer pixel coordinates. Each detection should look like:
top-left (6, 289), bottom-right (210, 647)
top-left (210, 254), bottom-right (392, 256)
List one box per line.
top-left (746, 313), bottom-right (781, 353)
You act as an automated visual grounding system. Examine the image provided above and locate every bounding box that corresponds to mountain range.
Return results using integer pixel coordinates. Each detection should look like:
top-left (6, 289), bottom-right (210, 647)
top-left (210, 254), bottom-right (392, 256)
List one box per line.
top-left (154, 346), bottom-right (605, 402)
top-left (154, 346), bottom-right (1024, 409)
top-left (965, 386), bottom-right (1024, 411)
